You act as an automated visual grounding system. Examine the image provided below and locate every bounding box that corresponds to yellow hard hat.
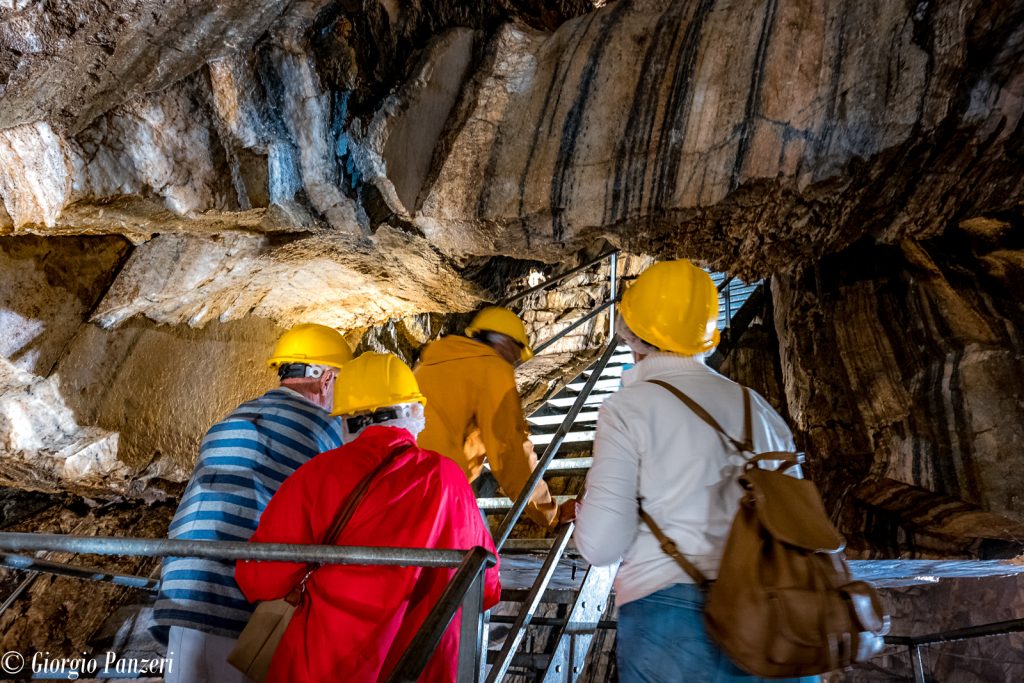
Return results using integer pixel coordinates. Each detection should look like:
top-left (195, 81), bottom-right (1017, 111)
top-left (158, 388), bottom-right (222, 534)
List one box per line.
top-left (465, 306), bottom-right (535, 361)
top-left (619, 259), bottom-right (721, 355)
top-left (268, 323), bottom-right (353, 369)
top-left (331, 352), bottom-right (427, 416)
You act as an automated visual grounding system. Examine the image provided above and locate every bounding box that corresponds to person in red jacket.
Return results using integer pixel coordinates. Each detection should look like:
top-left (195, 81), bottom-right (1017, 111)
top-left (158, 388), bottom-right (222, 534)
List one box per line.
top-left (235, 352), bottom-right (500, 682)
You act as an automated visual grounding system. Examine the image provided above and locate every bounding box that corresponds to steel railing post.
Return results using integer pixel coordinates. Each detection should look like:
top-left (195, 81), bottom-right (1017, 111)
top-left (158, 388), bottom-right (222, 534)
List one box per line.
top-left (457, 565), bottom-right (487, 683)
top-left (387, 546), bottom-right (495, 682)
top-left (911, 644), bottom-right (926, 683)
top-left (724, 279), bottom-right (733, 332)
top-left (608, 252), bottom-right (617, 339)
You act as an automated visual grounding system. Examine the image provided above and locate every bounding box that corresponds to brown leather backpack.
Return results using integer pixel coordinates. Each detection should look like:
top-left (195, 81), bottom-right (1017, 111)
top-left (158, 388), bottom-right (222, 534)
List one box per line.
top-left (640, 380), bottom-right (890, 677)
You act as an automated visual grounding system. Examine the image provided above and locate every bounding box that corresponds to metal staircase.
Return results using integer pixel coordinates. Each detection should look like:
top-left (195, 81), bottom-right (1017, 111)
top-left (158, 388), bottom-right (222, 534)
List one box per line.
top-left (479, 342), bottom-right (631, 682)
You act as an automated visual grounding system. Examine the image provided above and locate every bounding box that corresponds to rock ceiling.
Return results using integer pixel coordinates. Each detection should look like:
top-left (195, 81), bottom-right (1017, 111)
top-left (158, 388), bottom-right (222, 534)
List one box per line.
top-left (1, 0), bottom-right (1021, 272)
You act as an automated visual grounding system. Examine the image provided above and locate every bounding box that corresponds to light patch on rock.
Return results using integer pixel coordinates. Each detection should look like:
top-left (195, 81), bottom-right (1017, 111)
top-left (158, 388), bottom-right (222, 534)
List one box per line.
top-left (364, 28), bottom-right (479, 215)
top-left (208, 55), bottom-right (268, 151)
top-left (0, 309), bottom-right (44, 369)
top-left (270, 48), bottom-right (361, 231)
top-left (74, 84), bottom-right (223, 216)
top-left (0, 358), bottom-right (127, 494)
top-left (91, 228), bottom-right (486, 331)
top-left (0, 121), bottom-right (73, 227)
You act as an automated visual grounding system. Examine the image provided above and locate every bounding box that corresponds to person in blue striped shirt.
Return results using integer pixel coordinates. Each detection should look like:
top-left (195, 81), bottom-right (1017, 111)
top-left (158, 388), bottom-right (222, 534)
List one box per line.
top-left (151, 324), bottom-right (352, 683)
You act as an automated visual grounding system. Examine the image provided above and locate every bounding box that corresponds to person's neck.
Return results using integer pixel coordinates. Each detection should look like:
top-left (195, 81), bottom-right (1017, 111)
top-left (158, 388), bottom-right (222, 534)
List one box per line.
top-left (280, 381), bottom-right (327, 409)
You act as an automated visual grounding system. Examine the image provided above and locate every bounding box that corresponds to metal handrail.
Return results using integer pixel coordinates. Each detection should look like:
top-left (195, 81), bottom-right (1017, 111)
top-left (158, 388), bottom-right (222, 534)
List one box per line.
top-left (511, 250), bottom-right (618, 357)
top-left (532, 298), bottom-right (616, 355)
top-left (0, 533), bottom-right (496, 682)
top-left (885, 618), bottom-right (1024, 683)
top-left (887, 617), bottom-right (1024, 646)
top-left (485, 338), bottom-right (620, 682)
top-left (0, 533), bottom-right (473, 567)
top-left (500, 250), bottom-right (617, 307)
top-left (490, 249), bottom-right (618, 542)
top-left (0, 553), bottom-right (158, 591)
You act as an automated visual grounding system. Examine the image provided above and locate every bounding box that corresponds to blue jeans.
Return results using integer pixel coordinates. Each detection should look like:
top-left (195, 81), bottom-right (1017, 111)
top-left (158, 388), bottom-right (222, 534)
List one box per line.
top-left (617, 583), bottom-right (820, 683)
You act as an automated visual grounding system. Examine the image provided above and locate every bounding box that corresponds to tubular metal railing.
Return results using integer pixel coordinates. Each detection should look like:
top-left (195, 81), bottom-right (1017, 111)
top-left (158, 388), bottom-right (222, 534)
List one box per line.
top-left (494, 250), bottom-right (619, 542)
top-left (0, 552), bottom-right (158, 591)
top-left (0, 534), bottom-right (495, 683)
top-left (483, 249), bottom-right (621, 681)
top-left (886, 618), bottom-right (1024, 683)
top-left (519, 250), bottom-right (619, 356)
top-left (481, 250), bottom-right (621, 681)
top-left (500, 250), bottom-right (617, 308)
top-left (493, 338), bottom-right (619, 551)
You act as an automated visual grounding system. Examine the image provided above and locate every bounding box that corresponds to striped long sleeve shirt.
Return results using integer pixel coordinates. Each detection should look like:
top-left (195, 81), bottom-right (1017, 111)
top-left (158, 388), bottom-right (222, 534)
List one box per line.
top-left (151, 387), bottom-right (343, 641)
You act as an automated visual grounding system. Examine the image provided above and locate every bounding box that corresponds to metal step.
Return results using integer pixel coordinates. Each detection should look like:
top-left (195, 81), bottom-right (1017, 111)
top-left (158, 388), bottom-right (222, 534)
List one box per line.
top-left (582, 364), bottom-right (624, 378)
top-left (564, 378), bottom-right (621, 393)
top-left (500, 588), bottom-right (579, 604)
top-left (478, 495), bottom-right (576, 511)
top-left (544, 393), bottom-right (612, 409)
top-left (527, 411), bottom-right (600, 427)
top-left (530, 430), bottom-right (595, 446)
top-left (500, 539), bottom-right (568, 553)
top-left (544, 457), bottom-right (592, 472)
top-left (485, 651), bottom-right (551, 670)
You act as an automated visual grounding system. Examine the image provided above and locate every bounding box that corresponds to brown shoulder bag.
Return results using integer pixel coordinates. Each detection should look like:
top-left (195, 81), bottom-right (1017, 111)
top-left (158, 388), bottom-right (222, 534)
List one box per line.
top-left (640, 381), bottom-right (889, 677)
top-left (228, 444), bottom-right (411, 681)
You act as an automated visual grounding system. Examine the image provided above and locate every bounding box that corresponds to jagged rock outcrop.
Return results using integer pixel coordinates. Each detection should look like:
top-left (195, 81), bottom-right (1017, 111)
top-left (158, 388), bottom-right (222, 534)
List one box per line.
top-left (0, 358), bottom-right (126, 496)
top-left (773, 216), bottom-right (1024, 557)
top-left (0, 1), bottom-right (1019, 273)
top-left (417, 0), bottom-right (1024, 268)
top-left (89, 228), bottom-right (486, 331)
top-left (0, 230), bottom-right (633, 497)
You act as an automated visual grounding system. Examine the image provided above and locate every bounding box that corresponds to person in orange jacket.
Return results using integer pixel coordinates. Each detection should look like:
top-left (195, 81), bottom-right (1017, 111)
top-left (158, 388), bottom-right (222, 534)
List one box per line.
top-left (415, 307), bottom-right (575, 528)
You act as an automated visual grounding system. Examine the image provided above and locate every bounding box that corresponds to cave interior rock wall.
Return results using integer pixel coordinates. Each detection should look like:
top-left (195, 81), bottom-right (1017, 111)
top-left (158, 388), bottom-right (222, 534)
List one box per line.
top-left (0, 0), bottom-right (1022, 679)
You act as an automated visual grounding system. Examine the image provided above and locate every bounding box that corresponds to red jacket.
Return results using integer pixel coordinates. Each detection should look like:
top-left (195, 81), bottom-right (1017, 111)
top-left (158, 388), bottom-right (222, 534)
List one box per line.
top-left (235, 426), bottom-right (501, 682)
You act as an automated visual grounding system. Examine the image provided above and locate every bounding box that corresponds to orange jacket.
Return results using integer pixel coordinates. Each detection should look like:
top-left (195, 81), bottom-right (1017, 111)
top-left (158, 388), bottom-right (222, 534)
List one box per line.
top-left (415, 336), bottom-right (558, 527)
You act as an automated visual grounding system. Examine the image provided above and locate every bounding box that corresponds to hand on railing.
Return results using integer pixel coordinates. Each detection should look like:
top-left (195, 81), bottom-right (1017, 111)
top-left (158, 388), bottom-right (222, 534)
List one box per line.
top-left (556, 498), bottom-right (580, 526)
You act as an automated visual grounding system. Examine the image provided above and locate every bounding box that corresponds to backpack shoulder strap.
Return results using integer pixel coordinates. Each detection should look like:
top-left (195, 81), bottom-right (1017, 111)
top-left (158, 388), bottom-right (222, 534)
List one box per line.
top-left (741, 386), bottom-right (754, 453)
top-left (638, 500), bottom-right (711, 591)
top-left (647, 379), bottom-right (751, 454)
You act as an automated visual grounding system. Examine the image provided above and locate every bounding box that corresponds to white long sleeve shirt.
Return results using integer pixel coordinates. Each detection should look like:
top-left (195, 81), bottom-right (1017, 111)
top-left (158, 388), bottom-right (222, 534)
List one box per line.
top-left (574, 353), bottom-right (795, 606)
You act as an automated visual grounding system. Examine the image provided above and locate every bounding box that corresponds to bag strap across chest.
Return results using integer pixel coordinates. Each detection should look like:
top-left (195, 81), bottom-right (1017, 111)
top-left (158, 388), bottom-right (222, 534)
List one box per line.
top-left (646, 379), bottom-right (753, 454)
top-left (286, 442), bottom-right (413, 604)
top-left (637, 381), bottom-right (753, 591)
top-left (322, 443), bottom-right (413, 545)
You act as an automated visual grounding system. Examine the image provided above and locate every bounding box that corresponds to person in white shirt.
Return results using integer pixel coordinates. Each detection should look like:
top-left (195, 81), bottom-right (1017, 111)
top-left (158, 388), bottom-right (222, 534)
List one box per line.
top-left (574, 260), bottom-right (818, 683)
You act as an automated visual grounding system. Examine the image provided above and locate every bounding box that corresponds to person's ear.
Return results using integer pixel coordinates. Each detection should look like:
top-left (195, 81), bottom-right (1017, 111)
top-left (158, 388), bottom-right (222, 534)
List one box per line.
top-left (318, 369), bottom-right (334, 393)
